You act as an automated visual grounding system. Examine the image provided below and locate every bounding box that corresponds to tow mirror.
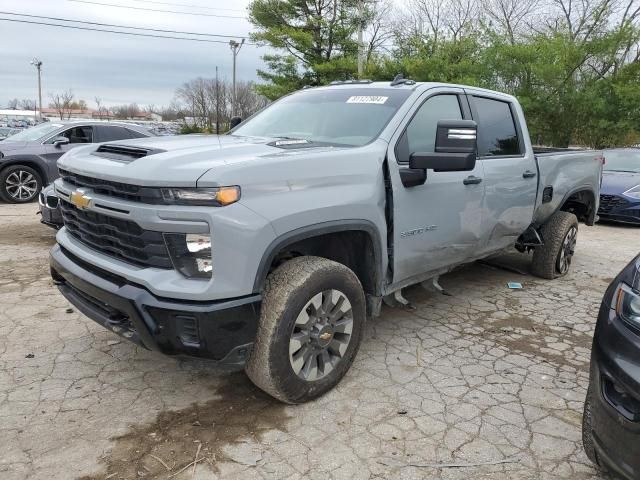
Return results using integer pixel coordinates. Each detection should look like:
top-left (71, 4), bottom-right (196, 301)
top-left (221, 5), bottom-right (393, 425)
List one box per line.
top-left (409, 120), bottom-right (477, 172)
top-left (52, 137), bottom-right (70, 148)
top-left (229, 116), bottom-right (242, 129)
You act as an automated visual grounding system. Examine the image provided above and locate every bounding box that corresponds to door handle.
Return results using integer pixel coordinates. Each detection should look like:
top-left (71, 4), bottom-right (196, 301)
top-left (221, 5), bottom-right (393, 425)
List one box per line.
top-left (523, 170), bottom-right (537, 178)
top-left (463, 175), bottom-right (482, 185)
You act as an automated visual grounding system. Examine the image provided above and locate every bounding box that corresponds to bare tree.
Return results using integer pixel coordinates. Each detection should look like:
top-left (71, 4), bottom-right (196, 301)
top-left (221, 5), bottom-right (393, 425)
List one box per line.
top-left (231, 81), bottom-right (269, 120)
top-left (19, 99), bottom-right (36, 110)
top-left (482, 0), bottom-right (540, 44)
top-left (49, 90), bottom-right (75, 119)
top-left (404, 0), bottom-right (479, 46)
top-left (6, 98), bottom-right (18, 109)
top-left (364, 0), bottom-right (395, 61)
top-left (94, 97), bottom-right (109, 119)
top-left (176, 78), bottom-right (212, 128)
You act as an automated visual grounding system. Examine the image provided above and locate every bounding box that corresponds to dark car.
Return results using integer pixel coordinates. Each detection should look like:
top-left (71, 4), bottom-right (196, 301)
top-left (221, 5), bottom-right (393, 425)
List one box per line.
top-left (583, 253), bottom-right (640, 479)
top-left (598, 148), bottom-right (640, 224)
top-left (0, 121), bottom-right (153, 203)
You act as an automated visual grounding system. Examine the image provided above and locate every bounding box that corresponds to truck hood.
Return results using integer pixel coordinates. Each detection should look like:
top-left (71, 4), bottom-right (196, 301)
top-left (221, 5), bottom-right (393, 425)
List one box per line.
top-left (57, 134), bottom-right (320, 187)
top-left (601, 171), bottom-right (640, 195)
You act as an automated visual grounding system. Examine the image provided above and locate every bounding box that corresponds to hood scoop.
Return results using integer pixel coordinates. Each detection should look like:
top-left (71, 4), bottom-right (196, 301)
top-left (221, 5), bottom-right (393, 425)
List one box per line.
top-left (92, 144), bottom-right (165, 162)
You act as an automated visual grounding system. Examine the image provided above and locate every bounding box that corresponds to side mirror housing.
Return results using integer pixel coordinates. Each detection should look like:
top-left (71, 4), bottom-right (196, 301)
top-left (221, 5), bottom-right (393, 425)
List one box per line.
top-left (229, 116), bottom-right (242, 129)
top-left (52, 137), bottom-right (70, 148)
top-left (409, 120), bottom-right (477, 172)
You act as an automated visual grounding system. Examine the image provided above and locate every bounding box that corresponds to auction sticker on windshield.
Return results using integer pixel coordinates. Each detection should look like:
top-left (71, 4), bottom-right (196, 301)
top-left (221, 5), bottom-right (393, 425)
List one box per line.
top-left (346, 96), bottom-right (389, 104)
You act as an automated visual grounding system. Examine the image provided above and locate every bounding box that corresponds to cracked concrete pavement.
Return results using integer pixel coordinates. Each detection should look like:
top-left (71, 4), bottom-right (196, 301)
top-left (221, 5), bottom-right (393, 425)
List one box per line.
top-left (1, 202), bottom-right (636, 479)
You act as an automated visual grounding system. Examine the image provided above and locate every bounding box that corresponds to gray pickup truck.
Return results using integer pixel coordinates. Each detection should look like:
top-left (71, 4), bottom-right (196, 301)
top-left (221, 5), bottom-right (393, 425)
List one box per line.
top-left (50, 80), bottom-right (603, 403)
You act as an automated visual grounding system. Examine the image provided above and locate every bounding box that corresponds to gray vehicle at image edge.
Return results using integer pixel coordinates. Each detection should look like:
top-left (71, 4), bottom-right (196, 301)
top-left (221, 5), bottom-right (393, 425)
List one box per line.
top-left (0, 121), bottom-right (153, 203)
top-left (49, 80), bottom-right (604, 403)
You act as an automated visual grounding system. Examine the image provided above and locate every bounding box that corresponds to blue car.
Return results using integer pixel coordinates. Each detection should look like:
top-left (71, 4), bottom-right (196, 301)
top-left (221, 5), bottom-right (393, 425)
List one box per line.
top-left (599, 149), bottom-right (640, 224)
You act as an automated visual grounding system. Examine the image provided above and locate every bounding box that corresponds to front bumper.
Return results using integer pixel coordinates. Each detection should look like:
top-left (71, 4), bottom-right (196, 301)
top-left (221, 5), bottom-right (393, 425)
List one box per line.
top-left (50, 244), bottom-right (261, 368)
top-left (588, 304), bottom-right (640, 480)
top-left (598, 194), bottom-right (640, 224)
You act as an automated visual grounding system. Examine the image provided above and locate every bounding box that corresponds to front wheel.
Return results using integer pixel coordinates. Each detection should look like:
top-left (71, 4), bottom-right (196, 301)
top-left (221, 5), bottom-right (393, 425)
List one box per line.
top-left (0, 165), bottom-right (42, 203)
top-left (245, 256), bottom-right (366, 404)
top-left (531, 211), bottom-right (579, 279)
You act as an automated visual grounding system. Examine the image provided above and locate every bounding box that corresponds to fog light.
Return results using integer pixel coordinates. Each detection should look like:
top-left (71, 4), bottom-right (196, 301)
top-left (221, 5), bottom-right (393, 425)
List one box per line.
top-left (164, 233), bottom-right (212, 279)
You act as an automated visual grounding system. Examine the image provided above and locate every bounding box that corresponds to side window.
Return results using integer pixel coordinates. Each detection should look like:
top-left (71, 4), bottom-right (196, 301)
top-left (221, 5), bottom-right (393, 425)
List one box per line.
top-left (405, 95), bottom-right (463, 155)
top-left (59, 126), bottom-right (93, 144)
top-left (472, 97), bottom-right (521, 156)
top-left (97, 126), bottom-right (136, 142)
top-left (125, 128), bottom-right (148, 139)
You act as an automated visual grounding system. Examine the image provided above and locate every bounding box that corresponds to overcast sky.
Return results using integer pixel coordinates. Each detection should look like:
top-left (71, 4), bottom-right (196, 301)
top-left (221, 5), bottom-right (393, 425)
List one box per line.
top-left (0, 0), bottom-right (265, 108)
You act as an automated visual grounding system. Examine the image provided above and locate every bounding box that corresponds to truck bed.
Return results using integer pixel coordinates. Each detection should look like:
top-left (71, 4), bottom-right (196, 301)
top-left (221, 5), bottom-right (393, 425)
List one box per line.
top-left (532, 149), bottom-right (603, 226)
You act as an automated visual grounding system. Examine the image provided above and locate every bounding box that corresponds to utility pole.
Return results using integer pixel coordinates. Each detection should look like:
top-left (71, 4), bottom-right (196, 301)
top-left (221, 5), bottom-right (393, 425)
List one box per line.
top-left (215, 66), bottom-right (220, 135)
top-left (30, 58), bottom-right (43, 121)
top-left (229, 38), bottom-right (244, 117)
top-left (357, 0), bottom-right (365, 79)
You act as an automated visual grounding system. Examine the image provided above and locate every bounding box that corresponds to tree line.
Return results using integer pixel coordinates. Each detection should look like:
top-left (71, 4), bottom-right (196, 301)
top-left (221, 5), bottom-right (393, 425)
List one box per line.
top-left (248, 0), bottom-right (640, 148)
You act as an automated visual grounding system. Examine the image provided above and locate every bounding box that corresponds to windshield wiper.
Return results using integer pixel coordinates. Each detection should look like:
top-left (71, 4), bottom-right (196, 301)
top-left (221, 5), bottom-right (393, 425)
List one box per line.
top-left (605, 169), bottom-right (640, 173)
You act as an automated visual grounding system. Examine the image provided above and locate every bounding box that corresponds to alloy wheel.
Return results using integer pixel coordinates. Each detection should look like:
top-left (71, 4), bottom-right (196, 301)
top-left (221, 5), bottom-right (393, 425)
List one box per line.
top-left (5, 170), bottom-right (38, 201)
top-left (556, 226), bottom-right (577, 274)
top-left (289, 289), bottom-right (354, 382)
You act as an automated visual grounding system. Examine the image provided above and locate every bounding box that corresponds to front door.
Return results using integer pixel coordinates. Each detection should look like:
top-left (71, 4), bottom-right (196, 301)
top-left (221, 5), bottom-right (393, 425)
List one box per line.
top-left (387, 89), bottom-right (486, 285)
top-left (42, 125), bottom-right (94, 179)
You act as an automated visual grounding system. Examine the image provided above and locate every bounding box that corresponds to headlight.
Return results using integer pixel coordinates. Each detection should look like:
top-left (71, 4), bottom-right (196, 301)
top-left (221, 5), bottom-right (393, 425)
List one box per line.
top-left (164, 233), bottom-right (212, 279)
top-left (160, 186), bottom-right (240, 206)
top-left (623, 185), bottom-right (640, 199)
top-left (614, 283), bottom-right (640, 328)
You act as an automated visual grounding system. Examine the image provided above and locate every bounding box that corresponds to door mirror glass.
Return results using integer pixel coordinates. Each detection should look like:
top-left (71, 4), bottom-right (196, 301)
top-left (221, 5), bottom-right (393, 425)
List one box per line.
top-left (409, 120), bottom-right (477, 172)
top-left (52, 136), bottom-right (70, 148)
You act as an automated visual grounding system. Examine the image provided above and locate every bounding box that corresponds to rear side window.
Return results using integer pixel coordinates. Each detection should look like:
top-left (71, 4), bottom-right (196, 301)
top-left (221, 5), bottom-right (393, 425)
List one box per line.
top-left (472, 97), bottom-right (521, 156)
top-left (97, 125), bottom-right (141, 142)
top-left (125, 128), bottom-right (148, 139)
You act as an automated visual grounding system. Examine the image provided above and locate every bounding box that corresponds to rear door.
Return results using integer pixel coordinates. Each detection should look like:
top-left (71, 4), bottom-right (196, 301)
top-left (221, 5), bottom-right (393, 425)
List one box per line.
top-left (467, 94), bottom-right (538, 254)
top-left (387, 88), bottom-right (486, 285)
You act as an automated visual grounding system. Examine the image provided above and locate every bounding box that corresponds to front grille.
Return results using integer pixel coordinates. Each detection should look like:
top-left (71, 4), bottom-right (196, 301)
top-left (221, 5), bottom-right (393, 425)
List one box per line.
top-left (58, 169), bottom-right (165, 203)
top-left (60, 199), bottom-right (172, 269)
top-left (599, 194), bottom-right (628, 214)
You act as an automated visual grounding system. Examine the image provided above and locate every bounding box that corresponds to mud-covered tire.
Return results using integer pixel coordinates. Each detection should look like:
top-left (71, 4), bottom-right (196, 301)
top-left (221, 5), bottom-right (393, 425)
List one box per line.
top-left (0, 165), bottom-right (42, 203)
top-left (582, 385), bottom-right (599, 466)
top-left (531, 211), bottom-right (579, 279)
top-left (245, 256), bottom-right (366, 404)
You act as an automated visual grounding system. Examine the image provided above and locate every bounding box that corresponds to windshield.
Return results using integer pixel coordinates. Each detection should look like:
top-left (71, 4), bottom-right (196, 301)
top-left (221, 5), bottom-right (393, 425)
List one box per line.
top-left (604, 150), bottom-right (640, 173)
top-left (230, 88), bottom-right (412, 147)
top-left (1, 123), bottom-right (63, 143)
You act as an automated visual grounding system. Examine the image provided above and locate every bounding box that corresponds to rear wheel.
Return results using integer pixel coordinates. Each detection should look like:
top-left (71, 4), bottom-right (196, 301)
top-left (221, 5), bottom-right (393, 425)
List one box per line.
top-left (0, 165), bottom-right (42, 203)
top-left (245, 256), bottom-right (366, 404)
top-left (531, 211), bottom-right (579, 279)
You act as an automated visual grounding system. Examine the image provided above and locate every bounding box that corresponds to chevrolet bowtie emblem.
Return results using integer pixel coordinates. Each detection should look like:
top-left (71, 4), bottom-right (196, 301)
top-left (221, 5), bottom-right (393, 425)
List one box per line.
top-left (319, 332), bottom-right (333, 341)
top-left (69, 190), bottom-right (93, 210)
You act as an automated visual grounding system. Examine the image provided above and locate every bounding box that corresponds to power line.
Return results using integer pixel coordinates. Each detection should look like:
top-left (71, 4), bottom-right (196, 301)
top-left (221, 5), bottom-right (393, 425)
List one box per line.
top-left (130, 0), bottom-right (245, 13)
top-left (0, 11), bottom-right (252, 39)
top-left (0, 17), bottom-right (258, 44)
top-left (67, 0), bottom-right (247, 19)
